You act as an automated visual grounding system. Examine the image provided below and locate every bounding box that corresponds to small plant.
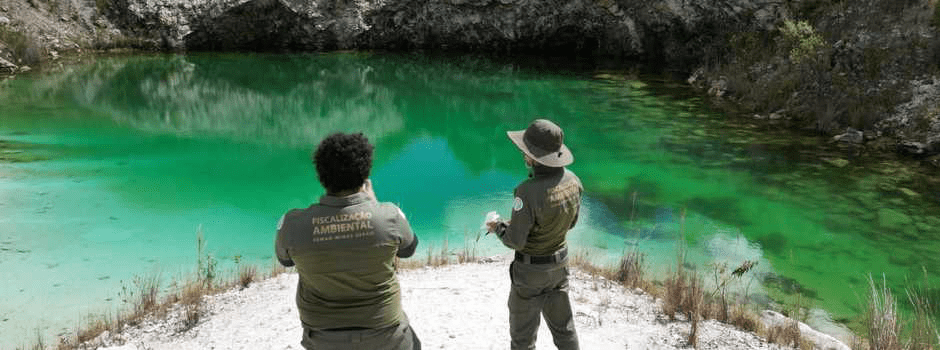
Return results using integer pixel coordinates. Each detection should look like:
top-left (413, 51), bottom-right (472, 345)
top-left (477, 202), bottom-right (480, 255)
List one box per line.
top-left (196, 225), bottom-right (217, 288)
top-left (709, 260), bottom-right (758, 322)
top-left (780, 19), bottom-right (827, 65)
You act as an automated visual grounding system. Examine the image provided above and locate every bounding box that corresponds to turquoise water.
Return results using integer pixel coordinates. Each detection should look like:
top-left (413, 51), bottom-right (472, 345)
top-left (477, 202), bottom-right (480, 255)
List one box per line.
top-left (1, 52), bottom-right (938, 346)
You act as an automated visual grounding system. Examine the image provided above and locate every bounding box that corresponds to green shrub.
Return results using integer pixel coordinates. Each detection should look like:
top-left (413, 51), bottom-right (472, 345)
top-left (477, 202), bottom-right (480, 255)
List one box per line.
top-left (780, 20), bottom-right (827, 65)
top-left (0, 25), bottom-right (45, 66)
top-left (933, 1), bottom-right (940, 28)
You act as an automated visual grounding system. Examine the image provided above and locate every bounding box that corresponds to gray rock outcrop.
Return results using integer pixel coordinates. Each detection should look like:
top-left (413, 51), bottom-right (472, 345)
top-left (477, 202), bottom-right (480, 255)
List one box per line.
top-left (0, 57), bottom-right (16, 74)
top-left (109, 0), bottom-right (787, 64)
top-left (878, 77), bottom-right (940, 156)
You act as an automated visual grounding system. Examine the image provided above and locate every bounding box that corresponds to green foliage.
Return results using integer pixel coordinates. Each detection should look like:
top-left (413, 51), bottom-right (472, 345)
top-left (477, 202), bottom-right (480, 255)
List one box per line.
top-left (780, 20), bottom-right (827, 65)
top-left (0, 25), bottom-right (28, 59)
top-left (196, 226), bottom-right (217, 288)
top-left (933, 1), bottom-right (940, 28)
top-left (0, 24), bottom-right (45, 66)
top-left (95, 0), bottom-right (110, 14)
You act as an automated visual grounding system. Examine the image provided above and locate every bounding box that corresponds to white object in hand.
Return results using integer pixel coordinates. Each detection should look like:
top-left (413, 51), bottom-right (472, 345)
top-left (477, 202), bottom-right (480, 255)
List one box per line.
top-left (481, 211), bottom-right (500, 230)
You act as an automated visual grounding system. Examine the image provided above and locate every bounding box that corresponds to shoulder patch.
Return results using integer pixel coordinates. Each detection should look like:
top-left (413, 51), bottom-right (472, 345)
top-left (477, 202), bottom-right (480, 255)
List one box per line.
top-left (513, 197), bottom-right (524, 211)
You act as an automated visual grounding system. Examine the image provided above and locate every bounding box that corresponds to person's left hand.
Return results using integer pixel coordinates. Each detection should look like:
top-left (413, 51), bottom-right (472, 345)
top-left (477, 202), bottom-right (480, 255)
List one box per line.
top-left (486, 220), bottom-right (501, 233)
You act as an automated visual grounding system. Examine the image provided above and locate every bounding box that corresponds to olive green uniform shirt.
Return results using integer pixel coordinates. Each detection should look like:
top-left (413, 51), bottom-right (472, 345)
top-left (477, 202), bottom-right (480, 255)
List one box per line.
top-left (275, 192), bottom-right (418, 330)
top-left (498, 166), bottom-right (582, 255)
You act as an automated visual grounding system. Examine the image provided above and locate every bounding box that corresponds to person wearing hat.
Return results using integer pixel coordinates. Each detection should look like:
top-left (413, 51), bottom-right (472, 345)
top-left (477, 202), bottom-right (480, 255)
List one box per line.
top-left (486, 119), bottom-right (582, 350)
top-left (275, 132), bottom-right (421, 350)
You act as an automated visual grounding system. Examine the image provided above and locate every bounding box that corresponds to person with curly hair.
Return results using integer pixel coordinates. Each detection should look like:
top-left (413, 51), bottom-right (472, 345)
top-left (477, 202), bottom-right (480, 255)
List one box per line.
top-left (276, 132), bottom-right (421, 350)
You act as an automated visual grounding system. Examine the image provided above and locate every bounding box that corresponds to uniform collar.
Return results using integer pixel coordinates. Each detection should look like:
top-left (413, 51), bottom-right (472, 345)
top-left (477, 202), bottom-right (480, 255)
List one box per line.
top-left (319, 191), bottom-right (373, 207)
top-left (529, 164), bottom-right (564, 178)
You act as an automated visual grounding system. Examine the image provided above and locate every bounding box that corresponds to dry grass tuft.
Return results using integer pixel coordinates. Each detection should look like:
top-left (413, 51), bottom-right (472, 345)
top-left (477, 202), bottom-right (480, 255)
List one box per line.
top-left (456, 238), bottom-right (478, 264)
top-left (906, 268), bottom-right (940, 350)
top-left (865, 274), bottom-right (903, 350)
top-left (425, 240), bottom-right (451, 267)
top-left (567, 250), bottom-right (608, 277)
top-left (268, 261), bottom-right (289, 278)
top-left (766, 319), bottom-right (802, 348)
top-left (74, 313), bottom-right (115, 344)
top-left (615, 248), bottom-right (647, 290)
top-left (728, 306), bottom-right (762, 334)
top-left (662, 253), bottom-right (698, 321)
top-left (238, 264), bottom-right (258, 289)
top-left (179, 281), bottom-right (206, 331)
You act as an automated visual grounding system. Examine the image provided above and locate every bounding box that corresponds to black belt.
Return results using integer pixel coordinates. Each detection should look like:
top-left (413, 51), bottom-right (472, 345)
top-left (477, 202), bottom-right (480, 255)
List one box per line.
top-left (515, 247), bottom-right (567, 264)
top-left (323, 326), bottom-right (371, 331)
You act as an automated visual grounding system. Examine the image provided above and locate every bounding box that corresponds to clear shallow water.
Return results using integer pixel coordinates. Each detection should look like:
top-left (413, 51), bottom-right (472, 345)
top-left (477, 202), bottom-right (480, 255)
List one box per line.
top-left (0, 52), bottom-right (938, 346)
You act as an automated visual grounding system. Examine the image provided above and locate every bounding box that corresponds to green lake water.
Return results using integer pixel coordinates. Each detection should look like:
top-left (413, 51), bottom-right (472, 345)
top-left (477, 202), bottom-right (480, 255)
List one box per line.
top-left (0, 52), bottom-right (938, 347)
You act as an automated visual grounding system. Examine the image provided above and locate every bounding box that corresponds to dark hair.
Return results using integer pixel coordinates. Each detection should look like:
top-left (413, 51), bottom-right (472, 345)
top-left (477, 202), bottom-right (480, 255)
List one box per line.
top-left (313, 132), bottom-right (374, 194)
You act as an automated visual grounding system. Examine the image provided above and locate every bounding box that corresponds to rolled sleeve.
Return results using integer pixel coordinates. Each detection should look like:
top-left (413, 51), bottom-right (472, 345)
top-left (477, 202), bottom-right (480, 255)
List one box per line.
top-left (274, 214), bottom-right (294, 267)
top-left (391, 205), bottom-right (419, 258)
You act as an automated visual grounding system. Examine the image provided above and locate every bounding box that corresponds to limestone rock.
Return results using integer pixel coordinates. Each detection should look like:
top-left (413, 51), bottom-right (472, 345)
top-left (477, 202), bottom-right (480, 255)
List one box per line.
top-left (824, 158), bottom-right (849, 168)
top-left (760, 310), bottom-right (850, 350)
top-left (833, 128), bottom-right (864, 144)
top-left (898, 141), bottom-right (927, 155)
top-left (708, 76), bottom-right (730, 97)
top-left (0, 57), bottom-right (16, 74)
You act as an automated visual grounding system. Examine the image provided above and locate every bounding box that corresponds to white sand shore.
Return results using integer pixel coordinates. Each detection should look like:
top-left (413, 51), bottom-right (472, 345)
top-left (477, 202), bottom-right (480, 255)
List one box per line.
top-left (92, 255), bottom-right (814, 350)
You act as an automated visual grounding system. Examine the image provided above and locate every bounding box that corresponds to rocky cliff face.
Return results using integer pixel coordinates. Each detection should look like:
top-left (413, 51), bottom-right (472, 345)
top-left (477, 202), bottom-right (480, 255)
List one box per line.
top-left (109, 0), bottom-right (785, 64)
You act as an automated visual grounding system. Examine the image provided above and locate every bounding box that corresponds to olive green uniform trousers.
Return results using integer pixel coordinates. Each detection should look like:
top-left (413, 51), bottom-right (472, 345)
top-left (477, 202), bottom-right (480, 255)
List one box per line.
top-left (300, 316), bottom-right (421, 350)
top-left (508, 260), bottom-right (579, 350)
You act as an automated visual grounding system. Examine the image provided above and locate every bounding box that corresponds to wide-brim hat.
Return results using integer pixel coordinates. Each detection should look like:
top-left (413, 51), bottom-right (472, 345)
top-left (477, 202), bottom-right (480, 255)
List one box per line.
top-left (507, 119), bottom-right (573, 167)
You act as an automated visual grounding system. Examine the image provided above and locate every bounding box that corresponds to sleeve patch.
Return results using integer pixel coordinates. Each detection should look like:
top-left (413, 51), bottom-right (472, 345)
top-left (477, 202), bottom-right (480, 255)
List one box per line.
top-left (513, 197), bottom-right (524, 211)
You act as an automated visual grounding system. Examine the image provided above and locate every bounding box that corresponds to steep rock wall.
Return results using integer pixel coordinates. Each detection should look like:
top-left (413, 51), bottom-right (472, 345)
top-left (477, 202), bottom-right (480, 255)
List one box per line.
top-left (108, 0), bottom-right (786, 64)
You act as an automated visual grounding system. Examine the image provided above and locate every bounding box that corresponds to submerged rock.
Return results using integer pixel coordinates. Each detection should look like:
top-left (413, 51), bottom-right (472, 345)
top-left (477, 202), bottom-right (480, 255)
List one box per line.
top-left (877, 208), bottom-right (913, 231)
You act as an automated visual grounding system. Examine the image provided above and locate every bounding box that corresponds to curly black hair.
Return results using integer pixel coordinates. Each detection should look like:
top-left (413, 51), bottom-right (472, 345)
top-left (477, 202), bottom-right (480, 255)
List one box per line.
top-left (313, 132), bottom-right (374, 194)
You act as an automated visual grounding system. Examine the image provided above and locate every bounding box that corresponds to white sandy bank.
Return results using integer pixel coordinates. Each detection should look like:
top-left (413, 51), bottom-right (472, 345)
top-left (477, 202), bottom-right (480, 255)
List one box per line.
top-left (92, 255), bottom-right (816, 350)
